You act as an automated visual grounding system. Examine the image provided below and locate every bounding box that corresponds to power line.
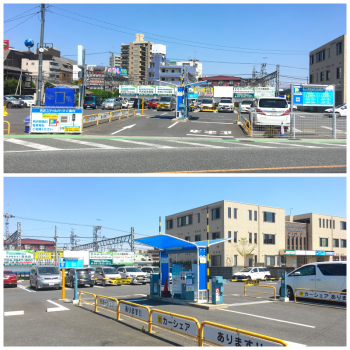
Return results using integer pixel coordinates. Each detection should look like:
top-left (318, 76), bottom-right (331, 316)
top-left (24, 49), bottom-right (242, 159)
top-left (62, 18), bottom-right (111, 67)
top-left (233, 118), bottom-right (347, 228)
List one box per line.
top-left (4, 11), bottom-right (41, 23)
top-left (49, 10), bottom-right (306, 56)
top-left (4, 13), bottom-right (38, 33)
top-left (51, 5), bottom-right (308, 54)
top-left (4, 5), bottom-right (40, 22)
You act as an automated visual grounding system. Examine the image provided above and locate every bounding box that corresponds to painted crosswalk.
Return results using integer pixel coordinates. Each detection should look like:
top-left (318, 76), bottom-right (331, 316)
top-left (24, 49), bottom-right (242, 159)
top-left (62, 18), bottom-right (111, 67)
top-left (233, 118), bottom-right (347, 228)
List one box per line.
top-left (4, 138), bottom-right (346, 154)
top-left (18, 285), bottom-right (36, 293)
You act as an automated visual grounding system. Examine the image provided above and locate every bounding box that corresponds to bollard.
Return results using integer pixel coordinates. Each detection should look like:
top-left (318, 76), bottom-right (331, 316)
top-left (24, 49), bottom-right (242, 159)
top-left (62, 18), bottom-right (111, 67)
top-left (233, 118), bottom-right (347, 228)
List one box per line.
top-left (279, 271), bottom-right (289, 302)
top-left (73, 273), bottom-right (78, 301)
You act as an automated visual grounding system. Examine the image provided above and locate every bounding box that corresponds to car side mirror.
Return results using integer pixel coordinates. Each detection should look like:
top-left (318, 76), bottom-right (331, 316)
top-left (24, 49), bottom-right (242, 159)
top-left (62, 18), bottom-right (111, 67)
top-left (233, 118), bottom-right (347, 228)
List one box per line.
top-left (294, 271), bottom-right (300, 276)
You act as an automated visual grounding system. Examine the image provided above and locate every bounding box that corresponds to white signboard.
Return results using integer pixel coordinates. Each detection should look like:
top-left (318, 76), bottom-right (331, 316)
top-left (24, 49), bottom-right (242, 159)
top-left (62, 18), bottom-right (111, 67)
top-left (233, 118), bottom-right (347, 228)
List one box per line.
top-left (172, 276), bottom-right (182, 294)
top-left (77, 45), bottom-right (86, 69)
top-left (202, 325), bottom-right (284, 347)
top-left (119, 301), bottom-right (149, 322)
top-left (90, 252), bottom-right (113, 260)
top-left (120, 85), bottom-right (137, 95)
top-left (113, 252), bottom-right (134, 265)
top-left (138, 85), bottom-right (156, 96)
top-left (96, 297), bottom-right (117, 310)
top-left (156, 86), bottom-right (174, 96)
top-left (31, 108), bottom-right (83, 133)
top-left (296, 290), bottom-right (346, 302)
top-left (254, 87), bottom-right (275, 98)
top-left (152, 311), bottom-right (198, 337)
top-left (4, 251), bottom-right (34, 266)
top-left (152, 44), bottom-right (166, 55)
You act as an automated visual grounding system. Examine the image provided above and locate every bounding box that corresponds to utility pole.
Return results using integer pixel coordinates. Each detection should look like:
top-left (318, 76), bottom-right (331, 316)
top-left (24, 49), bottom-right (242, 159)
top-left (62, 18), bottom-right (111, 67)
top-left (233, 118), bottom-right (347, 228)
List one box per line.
top-left (276, 65), bottom-right (280, 97)
top-left (206, 206), bottom-right (210, 303)
top-left (54, 226), bottom-right (58, 267)
top-left (17, 222), bottom-right (22, 250)
top-left (37, 4), bottom-right (46, 106)
top-left (159, 216), bottom-right (161, 235)
top-left (4, 205), bottom-right (15, 239)
top-left (93, 226), bottom-right (102, 251)
top-left (130, 227), bottom-right (134, 253)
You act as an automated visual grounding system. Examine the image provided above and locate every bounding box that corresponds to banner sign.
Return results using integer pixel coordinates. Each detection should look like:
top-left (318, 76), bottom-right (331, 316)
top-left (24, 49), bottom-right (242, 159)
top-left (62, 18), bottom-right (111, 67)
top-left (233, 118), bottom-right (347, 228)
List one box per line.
top-left (90, 252), bottom-right (113, 259)
top-left (4, 40), bottom-right (9, 49)
top-left (30, 107), bottom-right (83, 134)
top-left (138, 85), bottom-right (156, 95)
top-left (112, 252), bottom-right (134, 265)
top-left (89, 252), bottom-right (134, 265)
top-left (97, 297), bottom-right (118, 310)
top-left (254, 87), bottom-right (275, 98)
top-left (234, 87), bottom-right (254, 98)
top-left (156, 86), bottom-right (175, 96)
top-left (89, 259), bottom-right (113, 265)
top-left (293, 84), bottom-right (334, 106)
top-left (120, 85), bottom-right (137, 95)
top-left (107, 67), bottom-right (127, 76)
top-left (4, 251), bottom-right (34, 266)
top-left (120, 301), bottom-right (149, 322)
top-left (59, 258), bottom-right (83, 268)
top-left (296, 290), bottom-right (346, 302)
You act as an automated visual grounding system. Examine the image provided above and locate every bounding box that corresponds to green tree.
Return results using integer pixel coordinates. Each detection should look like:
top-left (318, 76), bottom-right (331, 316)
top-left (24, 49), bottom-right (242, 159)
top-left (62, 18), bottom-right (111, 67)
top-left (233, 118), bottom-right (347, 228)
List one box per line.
top-left (233, 238), bottom-right (257, 261)
top-left (4, 78), bottom-right (19, 94)
top-left (88, 89), bottom-right (113, 100)
top-left (71, 80), bottom-right (79, 85)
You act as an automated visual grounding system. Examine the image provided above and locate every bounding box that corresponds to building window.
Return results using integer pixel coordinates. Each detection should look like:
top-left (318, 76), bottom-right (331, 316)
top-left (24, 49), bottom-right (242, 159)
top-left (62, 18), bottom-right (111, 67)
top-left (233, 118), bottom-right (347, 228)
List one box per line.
top-left (337, 67), bottom-right (342, 79)
top-left (287, 236), bottom-right (290, 250)
top-left (212, 208), bottom-right (221, 220)
top-left (300, 237), bottom-right (302, 249)
top-left (263, 212), bottom-right (275, 223)
top-left (254, 233), bottom-right (257, 244)
top-left (333, 220), bottom-right (335, 229)
top-left (228, 208), bottom-right (231, 218)
top-left (24, 245), bottom-right (31, 250)
top-left (234, 231), bottom-right (237, 243)
top-left (296, 237), bottom-right (298, 249)
top-left (326, 70), bottom-right (330, 81)
top-left (265, 256), bottom-right (275, 266)
top-left (341, 239), bottom-right (346, 248)
top-left (254, 211), bottom-right (257, 221)
top-left (323, 219), bottom-right (325, 228)
top-left (249, 210), bottom-right (252, 221)
top-left (281, 256), bottom-right (286, 266)
top-left (234, 255), bottom-right (237, 266)
top-left (333, 256), bottom-right (339, 261)
top-left (336, 42), bottom-right (342, 55)
top-left (319, 218), bottom-right (321, 227)
top-left (197, 213), bottom-right (200, 223)
top-left (291, 237), bottom-right (294, 250)
top-left (177, 215), bottom-right (192, 227)
top-left (320, 238), bottom-right (328, 247)
top-left (212, 255), bottom-right (221, 266)
top-left (316, 50), bottom-right (325, 62)
top-left (310, 55), bottom-right (314, 65)
top-left (39, 245), bottom-right (46, 250)
top-left (185, 236), bottom-right (190, 241)
top-left (333, 239), bottom-right (339, 247)
top-left (340, 221), bottom-right (346, 230)
top-left (309, 74), bottom-right (313, 84)
top-left (166, 219), bottom-right (173, 229)
top-left (249, 232), bottom-right (252, 244)
top-left (195, 234), bottom-right (201, 242)
top-left (304, 237), bottom-right (306, 249)
top-left (218, 81), bottom-right (223, 86)
top-left (228, 231), bottom-right (231, 243)
top-left (263, 234), bottom-right (275, 244)
top-left (341, 256), bottom-right (346, 261)
top-left (326, 219), bottom-right (328, 228)
top-left (212, 232), bottom-right (220, 239)
top-left (320, 72), bottom-right (324, 82)
top-left (234, 208), bottom-right (237, 219)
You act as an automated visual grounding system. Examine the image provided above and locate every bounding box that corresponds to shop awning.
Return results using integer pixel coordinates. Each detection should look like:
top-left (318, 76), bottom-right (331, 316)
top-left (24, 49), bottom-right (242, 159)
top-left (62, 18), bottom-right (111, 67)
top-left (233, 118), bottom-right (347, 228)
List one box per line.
top-left (135, 234), bottom-right (230, 252)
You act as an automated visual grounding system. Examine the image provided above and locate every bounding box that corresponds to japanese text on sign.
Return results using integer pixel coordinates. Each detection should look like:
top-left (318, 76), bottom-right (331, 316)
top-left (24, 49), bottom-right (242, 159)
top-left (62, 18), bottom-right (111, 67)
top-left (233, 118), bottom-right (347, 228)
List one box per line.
top-left (120, 302), bottom-right (149, 322)
top-left (297, 290), bottom-right (346, 302)
top-left (203, 325), bottom-right (284, 347)
top-left (152, 312), bottom-right (198, 337)
top-left (97, 297), bottom-right (117, 310)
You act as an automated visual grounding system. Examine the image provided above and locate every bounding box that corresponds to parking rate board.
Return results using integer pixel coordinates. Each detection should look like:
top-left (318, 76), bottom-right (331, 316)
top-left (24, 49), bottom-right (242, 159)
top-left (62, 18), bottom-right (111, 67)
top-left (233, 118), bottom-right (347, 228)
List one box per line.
top-left (151, 311), bottom-right (198, 338)
top-left (292, 85), bottom-right (334, 106)
top-left (30, 107), bottom-right (83, 133)
top-left (202, 325), bottom-right (285, 347)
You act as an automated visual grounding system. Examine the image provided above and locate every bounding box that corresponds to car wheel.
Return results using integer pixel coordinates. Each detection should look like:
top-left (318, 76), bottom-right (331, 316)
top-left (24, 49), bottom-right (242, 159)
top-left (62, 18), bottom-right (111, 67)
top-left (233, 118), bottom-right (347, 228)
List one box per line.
top-left (247, 276), bottom-right (252, 280)
top-left (102, 280), bottom-right (105, 286)
top-left (7, 102), bottom-right (13, 108)
top-left (90, 284), bottom-right (94, 288)
top-left (35, 282), bottom-right (38, 291)
top-left (287, 286), bottom-right (294, 300)
top-left (142, 282), bottom-right (146, 285)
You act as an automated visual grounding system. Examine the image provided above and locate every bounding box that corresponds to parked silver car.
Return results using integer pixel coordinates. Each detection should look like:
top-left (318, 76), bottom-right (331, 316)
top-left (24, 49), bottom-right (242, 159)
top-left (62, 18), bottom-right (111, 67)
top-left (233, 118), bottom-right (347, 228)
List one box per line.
top-left (4, 95), bottom-right (25, 108)
top-left (29, 265), bottom-right (62, 291)
top-left (101, 97), bottom-right (122, 110)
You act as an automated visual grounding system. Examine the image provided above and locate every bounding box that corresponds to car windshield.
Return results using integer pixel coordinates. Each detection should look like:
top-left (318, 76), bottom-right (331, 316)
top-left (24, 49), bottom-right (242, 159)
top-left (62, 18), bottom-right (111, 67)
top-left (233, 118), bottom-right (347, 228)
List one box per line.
top-left (153, 268), bottom-right (159, 273)
top-left (259, 99), bottom-right (288, 108)
top-left (103, 268), bottom-right (119, 274)
top-left (221, 100), bottom-right (232, 103)
top-left (5, 96), bottom-right (17, 100)
top-left (105, 98), bottom-right (115, 102)
top-left (77, 269), bottom-right (90, 274)
top-left (38, 267), bottom-right (59, 275)
top-left (202, 99), bottom-right (213, 104)
top-left (87, 268), bottom-right (95, 271)
top-left (20, 96), bottom-right (33, 100)
top-left (125, 267), bottom-right (142, 272)
top-left (160, 97), bottom-right (171, 102)
top-left (150, 99), bottom-right (159, 102)
top-left (128, 98), bottom-right (136, 102)
top-left (85, 97), bottom-right (94, 101)
top-left (242, 101), bottom-right (253, 106)
top-left (240, 267), bottom-right (252, 272)
top-left (4, 271), bottom-right (13, 275)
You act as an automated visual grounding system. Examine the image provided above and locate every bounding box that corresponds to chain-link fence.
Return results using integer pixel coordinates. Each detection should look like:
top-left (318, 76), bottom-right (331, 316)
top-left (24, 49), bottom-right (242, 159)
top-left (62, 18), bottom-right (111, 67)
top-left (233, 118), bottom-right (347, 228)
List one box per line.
top-left (245, 112), bottom-right (347, 139)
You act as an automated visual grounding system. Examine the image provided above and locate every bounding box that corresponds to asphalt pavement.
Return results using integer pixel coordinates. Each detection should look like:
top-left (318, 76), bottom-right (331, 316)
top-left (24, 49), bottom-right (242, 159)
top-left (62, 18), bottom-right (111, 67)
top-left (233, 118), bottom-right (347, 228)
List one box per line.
top-left (4, 280), bottom-right (346, 346)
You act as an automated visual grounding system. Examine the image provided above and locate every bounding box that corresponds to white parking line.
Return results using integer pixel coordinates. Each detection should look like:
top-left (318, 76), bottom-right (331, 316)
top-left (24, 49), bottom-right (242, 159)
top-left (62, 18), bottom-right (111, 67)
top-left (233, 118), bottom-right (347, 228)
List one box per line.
top-left (56, 138), bottom-right (120, 149)
top-left (18, 285), bottom-right (35, 292)
top-left (226, 301), bottom-right (276, 306)
top-left (161, 112), bottom-right (167, 115)
top-left (235, 143), bottom-right (277, 149)
top-left (110, 139), bottom-right (174, 149)
top-left (93, 286), bottom-right (105, 288)
top-left (124, 299), bottom-right (148, 302)
top-left (318, 143), bottom-right (347, 147)
top-left (168, 122), bottom-right (178, 128)
top-left (186, 134), bottom-right (235, 138)
top-left (4, 311), bottom-right (24, 316)
top-left (190, 121), bottom-right (234, 124)
top-left (168, 140), bottom-right (226, 148)
top-left (266, 142), bottom-right (320, 149)
top-left (221, 309), bottom-right (315, 328)
top-left (4, 138), bottom-right (60, 151)
top-left (46, 300), bottom-right (70, 313)
top-left (321, 126), bottom-right (346, 133)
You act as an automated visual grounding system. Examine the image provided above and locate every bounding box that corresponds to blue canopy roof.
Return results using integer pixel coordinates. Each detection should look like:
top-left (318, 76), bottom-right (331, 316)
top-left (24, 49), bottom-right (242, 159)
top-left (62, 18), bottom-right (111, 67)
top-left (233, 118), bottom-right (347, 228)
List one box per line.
top-left (135, 234), bottom-right (229, 252)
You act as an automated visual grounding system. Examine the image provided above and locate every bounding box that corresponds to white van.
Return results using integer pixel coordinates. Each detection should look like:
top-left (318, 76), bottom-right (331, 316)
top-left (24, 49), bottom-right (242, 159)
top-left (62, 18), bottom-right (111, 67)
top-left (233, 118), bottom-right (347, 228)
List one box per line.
top-left (233, 267), bottom-right (271, 280)
top-left (249, 97), bottom-right (290, 130)
top-left (277, 261), bottom-right (347, 299)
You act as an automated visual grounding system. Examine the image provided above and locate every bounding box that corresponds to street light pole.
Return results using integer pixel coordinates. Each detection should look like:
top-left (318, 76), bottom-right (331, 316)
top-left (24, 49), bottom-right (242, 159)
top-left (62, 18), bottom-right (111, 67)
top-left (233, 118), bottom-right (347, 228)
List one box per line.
top-left (37, 4), bottom-right (46, 106)
top-left (206, 206), bottom-right (210, 303)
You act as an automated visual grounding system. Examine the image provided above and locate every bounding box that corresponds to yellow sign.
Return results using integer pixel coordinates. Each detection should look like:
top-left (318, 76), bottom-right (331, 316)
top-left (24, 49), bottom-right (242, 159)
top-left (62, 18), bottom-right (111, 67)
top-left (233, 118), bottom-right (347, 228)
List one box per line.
top-left (35, 251), bottom-right (63, 259)
top-left (157, 315), bottom-right (162, 324)
top-left (78, 78), bottom-right (82, 84)
top-left (42, 113), bottom-right (59, 119)
top-left (64, 127), bottom-right (81, 132)
top-left (299, 291), bottom-right (304, 296)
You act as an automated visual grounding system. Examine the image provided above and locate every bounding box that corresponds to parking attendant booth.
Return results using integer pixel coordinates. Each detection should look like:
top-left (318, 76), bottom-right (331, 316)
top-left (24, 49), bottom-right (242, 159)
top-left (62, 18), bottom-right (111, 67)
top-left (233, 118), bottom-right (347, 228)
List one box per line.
top-left (135, 234), bottom-right (229, 303)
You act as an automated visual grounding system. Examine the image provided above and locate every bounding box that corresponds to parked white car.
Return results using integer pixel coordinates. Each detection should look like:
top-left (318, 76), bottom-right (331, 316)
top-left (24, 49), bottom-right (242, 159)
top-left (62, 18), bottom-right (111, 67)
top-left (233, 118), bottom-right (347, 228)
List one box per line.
top-left (141, 266), bottom-right (159, 283)
top-left (122, 98), bottom-right (134, 109)
top-left (277, 261), bottom-right (347, 300)
top-left (232, 267), bottom-right (271, 280)
top-left (240, 100), bottom-right (254, 113)
top-left (287, 102), bottom-right (297, 110)
top-left (218, 98), bottom-right (234, 113)
top-left (324, 104), bottom-right (347, 117)
top-left (117, 266), bottom-right (147, 284)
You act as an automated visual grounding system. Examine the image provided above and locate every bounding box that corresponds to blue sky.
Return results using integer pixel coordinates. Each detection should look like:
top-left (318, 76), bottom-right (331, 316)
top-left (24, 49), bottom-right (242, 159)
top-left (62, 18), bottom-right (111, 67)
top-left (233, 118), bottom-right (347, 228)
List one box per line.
top-left (4, 3), bottom-right (346, 87)
top-left (3, 177), bottom-right (346, 249)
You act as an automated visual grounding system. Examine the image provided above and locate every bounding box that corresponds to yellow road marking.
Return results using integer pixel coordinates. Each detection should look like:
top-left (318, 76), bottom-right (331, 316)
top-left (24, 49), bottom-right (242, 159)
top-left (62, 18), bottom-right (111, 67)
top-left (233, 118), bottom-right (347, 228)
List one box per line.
top-left (154, 165), bottom-right (346, 173)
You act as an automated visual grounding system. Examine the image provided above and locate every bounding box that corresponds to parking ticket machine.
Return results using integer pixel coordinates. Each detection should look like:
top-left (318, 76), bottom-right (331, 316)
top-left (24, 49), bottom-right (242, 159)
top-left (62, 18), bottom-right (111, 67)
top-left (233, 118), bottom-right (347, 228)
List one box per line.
top-left (181, 271), bottom-right (195, 301)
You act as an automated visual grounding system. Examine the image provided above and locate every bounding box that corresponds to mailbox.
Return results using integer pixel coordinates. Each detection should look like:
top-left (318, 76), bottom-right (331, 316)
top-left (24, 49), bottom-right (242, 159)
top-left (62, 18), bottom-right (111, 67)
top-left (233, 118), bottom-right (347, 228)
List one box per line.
top-left (211, 276), bottom-right (226, 304)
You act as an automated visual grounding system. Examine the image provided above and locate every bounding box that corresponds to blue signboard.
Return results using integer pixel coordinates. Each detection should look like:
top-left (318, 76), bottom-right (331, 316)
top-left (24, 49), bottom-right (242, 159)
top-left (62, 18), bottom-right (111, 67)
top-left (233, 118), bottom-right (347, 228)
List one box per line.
top-left (59, 258), bottom-right (83, 268)
top-left (316, 251), bottom-right (326, 256)
top-left (187, 92), bottom-right (198, 99)
top-left (172, 264), bottom-right (182, 276)
top-left (292, 84), bottom-right (333, 106)
top-left (325, 251), bottom-right (335, 256)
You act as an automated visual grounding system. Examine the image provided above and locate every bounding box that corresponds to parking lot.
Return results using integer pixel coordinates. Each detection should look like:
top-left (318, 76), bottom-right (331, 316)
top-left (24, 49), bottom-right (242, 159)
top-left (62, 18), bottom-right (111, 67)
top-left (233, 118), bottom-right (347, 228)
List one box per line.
top-left (4, 279), bottom-right (346, 346)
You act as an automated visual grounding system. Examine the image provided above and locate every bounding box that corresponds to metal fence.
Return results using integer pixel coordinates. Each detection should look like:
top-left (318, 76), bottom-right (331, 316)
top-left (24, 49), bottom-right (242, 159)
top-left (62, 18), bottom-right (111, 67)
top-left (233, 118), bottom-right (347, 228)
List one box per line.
top-left (245, 112), bottom-right (347, 139)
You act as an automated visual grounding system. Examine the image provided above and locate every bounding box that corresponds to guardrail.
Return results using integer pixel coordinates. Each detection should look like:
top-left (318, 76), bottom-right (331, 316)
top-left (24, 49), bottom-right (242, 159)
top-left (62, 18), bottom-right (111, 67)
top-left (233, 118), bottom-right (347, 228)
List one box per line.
top-left (110, 277), bottom-right (132, 285)
top-left (294, 288), bottom-right (346, 303)
top-left (231, 277), bottom-right (281, 282)
top-left (77, 292), bottom-right (287, 346)
top-left (243, 117), bottom-right (251, 136)
top-left (4, 121), bottom-right (10, 134)
top-left (244, 280), bottom-right (276, 300)
top-left (82, 109), bottom-right (136, 127)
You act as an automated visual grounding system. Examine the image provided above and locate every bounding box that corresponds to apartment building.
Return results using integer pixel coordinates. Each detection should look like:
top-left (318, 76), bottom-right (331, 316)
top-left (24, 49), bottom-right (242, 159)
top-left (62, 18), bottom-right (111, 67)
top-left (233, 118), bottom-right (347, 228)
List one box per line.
top-left (165, 200), bottom-right (286, 267)
top-left (109, 54), bottom-right (121, 68)
top-left (309, 34), bottom-right (347, 105)
top-left (121, 33), bottom-right (154, 85)
top-left (172, 60), bottom-right (202, 79)
top-left (281, 213), bottom-right (347, 267)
